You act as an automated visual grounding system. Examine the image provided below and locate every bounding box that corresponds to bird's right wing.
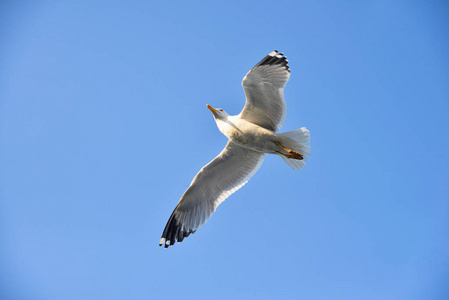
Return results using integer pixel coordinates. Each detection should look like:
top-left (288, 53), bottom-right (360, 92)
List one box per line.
top-left (159, 141), bottom-right (265, 248)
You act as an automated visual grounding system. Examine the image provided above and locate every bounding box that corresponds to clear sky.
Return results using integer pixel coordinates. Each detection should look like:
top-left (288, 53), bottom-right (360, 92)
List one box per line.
top-left (1, 1), bottom-right (448, 299)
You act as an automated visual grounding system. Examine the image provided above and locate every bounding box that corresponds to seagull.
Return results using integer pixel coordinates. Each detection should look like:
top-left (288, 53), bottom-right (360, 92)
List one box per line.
top-left (159, 50), bottom-right (310, 248)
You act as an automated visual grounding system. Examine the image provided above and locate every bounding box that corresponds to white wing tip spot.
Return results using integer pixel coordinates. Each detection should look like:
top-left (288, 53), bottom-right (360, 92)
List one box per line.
top-left (268, 50), bottom-right (278, 56)
top-left (159, 238), bottom-right (165, 246)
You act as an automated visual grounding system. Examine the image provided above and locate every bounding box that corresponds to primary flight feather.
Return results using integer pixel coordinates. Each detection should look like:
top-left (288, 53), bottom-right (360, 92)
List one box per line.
top-left (159, 50), bottom-right (310, 248)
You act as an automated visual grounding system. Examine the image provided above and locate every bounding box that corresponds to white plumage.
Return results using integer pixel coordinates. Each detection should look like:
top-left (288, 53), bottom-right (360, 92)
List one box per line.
top-left (159, 50), bottom-right (310, 248)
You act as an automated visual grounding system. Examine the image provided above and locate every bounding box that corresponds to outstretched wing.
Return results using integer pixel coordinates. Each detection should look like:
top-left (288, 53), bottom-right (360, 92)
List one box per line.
top-left (159, 141), bottom-right (265, 248)
top-left (239, 50), bottom-right (291, 132)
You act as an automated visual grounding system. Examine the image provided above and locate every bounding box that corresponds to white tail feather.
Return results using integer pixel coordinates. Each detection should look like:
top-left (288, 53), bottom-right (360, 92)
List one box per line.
top-left (278, 127), bottom-right (310, 170)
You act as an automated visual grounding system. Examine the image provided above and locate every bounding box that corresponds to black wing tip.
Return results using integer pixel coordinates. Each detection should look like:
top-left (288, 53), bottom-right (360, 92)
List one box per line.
top-left (159, 211), bottom-right (195, 248)
top-left (159, 231), bottom-right (195, 248)
top-left (254, 50), bottom-right (290, 73)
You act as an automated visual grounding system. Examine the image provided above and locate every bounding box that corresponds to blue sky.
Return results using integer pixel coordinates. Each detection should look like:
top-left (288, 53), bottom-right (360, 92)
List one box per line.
top-left (1, 1), bottom-right (448, 299)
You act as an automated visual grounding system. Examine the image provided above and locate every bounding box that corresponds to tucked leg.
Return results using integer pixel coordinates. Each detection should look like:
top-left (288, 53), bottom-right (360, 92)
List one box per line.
top-left (275, 141), bottom-right (304, 160)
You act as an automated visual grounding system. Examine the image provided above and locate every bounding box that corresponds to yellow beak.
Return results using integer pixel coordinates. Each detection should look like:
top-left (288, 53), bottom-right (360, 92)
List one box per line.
top-left (207, 104), bottom-right (218, 114)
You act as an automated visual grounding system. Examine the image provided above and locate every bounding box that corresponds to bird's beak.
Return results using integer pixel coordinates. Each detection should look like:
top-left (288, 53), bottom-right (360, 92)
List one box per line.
top-left (207, 104), bottom-right (218, 114)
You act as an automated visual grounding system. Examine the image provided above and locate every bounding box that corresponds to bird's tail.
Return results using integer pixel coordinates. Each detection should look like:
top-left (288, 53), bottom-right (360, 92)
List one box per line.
top-left (277, 127), bottom-right (310, 170)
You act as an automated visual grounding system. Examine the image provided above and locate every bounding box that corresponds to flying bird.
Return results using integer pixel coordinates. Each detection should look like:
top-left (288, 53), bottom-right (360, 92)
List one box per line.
top-left (159, 50), bottom-right (310, 248)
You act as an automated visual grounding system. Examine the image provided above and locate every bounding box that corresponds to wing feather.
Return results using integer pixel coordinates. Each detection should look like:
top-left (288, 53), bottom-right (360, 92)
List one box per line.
top-left (159, 141), bottom-right (265, 248)
top-left (239, 50), bottom-right (291, 132)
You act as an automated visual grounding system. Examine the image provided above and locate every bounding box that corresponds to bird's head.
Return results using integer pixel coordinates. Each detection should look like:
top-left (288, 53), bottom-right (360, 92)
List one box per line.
top-left (207, 104), bottom-right (228, 120)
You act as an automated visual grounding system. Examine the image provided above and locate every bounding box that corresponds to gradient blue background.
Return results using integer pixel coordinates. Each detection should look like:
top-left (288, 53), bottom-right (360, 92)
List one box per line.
top-left (1, 1), bottom-right (448, 299)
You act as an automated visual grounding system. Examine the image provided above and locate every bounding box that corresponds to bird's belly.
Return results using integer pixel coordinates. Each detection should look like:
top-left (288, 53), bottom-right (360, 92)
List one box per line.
top-left (229, 129), bottom-right (278, 154)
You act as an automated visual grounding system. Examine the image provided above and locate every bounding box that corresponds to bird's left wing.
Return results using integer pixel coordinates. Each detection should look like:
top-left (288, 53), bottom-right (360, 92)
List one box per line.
top-left (239, 50), bottom-right (290, 132)
top-left (159, 141), bottom-right (265, 248)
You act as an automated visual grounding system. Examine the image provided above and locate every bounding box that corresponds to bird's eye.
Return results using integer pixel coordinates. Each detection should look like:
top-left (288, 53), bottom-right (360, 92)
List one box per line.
top-left (220, 109), bottom-right (223, 112)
